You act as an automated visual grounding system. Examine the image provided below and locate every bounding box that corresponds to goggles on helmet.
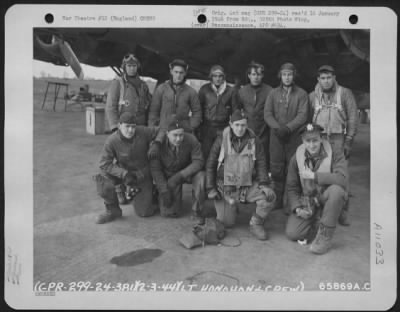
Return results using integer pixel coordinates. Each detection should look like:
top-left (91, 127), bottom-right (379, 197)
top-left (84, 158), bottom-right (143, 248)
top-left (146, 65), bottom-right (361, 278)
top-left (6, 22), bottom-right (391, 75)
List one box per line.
top-left (123, 54), bottom-right (139, 64)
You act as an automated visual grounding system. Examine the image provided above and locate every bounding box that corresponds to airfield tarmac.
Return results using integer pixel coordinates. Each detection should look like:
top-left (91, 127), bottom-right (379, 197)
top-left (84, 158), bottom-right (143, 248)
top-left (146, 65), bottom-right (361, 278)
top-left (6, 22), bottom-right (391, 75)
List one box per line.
top-left (33, 78), bottom-right (370, 292)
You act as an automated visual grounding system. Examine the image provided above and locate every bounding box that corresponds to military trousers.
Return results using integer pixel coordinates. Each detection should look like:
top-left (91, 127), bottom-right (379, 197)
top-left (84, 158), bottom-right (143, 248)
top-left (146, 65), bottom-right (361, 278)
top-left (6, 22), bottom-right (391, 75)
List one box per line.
top-left (258, 127), bottom-right (271, 172)
top-left (199, 122), bottom-right (225, 162)
top-left (285, 185), bottom-right (346, 241)
top-left (213, 181), bottom-right (275, 226)
top-left (322, 133), bottom-right (345, 155)
top-left (95, 173), bottom-right (155, 217)
top-left (158, 170), bottom-right (206, 217)
top-left (322, 133), bottom-right (351, 214)
top-left (269, 131), bottom-right (302, 210)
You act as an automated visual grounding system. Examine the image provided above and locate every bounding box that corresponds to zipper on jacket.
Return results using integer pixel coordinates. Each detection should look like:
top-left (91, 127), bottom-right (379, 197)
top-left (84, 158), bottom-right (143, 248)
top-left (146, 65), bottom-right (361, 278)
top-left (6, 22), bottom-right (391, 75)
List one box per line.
top-left (215, 93), bottom-right (220, 118)
top-left (169, 82), bottom-right (178, 114)
top-left (327, 98), bottom-right (331, 137)
top-left (174, 93), bottom-right (177, 114)
top-left (254, 89), bottom-right (257, 111)
top-left (285, 88), bottom-right (290, 114)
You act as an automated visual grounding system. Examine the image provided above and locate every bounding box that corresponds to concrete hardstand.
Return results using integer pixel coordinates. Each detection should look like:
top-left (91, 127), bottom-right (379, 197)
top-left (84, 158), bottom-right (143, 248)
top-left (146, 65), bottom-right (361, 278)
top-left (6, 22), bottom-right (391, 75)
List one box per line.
top-left (33, 88), bottom-right (370, 292)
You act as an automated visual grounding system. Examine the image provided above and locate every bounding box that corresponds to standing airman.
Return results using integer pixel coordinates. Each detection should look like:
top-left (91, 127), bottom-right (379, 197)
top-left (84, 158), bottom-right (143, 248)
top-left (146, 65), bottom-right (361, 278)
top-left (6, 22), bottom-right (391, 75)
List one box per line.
top-left (264, 63), bottom-right (309, 212)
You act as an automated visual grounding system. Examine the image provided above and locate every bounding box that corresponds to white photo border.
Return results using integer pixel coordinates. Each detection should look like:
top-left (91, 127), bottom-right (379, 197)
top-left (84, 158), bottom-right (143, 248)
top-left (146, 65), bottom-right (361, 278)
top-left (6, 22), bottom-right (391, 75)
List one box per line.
top-left (4, 4), bottom-right (397, 310)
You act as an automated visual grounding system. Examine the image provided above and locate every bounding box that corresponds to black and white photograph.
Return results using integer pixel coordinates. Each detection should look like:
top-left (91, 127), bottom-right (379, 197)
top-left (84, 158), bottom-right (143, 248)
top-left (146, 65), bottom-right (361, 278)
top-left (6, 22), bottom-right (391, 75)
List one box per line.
top-left (4, 5), bottom-right (397, 310)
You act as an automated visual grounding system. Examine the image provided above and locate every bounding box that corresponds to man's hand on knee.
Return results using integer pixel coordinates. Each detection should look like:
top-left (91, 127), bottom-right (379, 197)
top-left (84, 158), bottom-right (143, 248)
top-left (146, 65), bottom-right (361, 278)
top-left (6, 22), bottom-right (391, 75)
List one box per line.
top-left (123, 172), bottom-right (136, 185)
top-left (295, 207), bottom-right (313, 219)
top-left (133, 169), bottom-right (145, 183)
top-left (344, 136), bottom-right (353, 159)
top-left (207, 188), bottom-right (222, 200)
top-left (258, 184), bottom-right (276, 202)
top-left (167, 173), bottom-right (185, 190)
top-left (148, 141), bottom-right (161, 160)
top-left (124, 170), bottom-right (145, 185)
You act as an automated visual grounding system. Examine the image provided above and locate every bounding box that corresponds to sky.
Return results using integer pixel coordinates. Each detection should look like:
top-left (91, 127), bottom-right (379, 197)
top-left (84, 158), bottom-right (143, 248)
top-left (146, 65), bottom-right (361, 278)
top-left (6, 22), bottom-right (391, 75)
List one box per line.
top-left (32, 60), bottom-right (205, 90)
top-left (33, 60), bottom-right (116, 80)
top-left (32, 59), bottom-right (205, 91)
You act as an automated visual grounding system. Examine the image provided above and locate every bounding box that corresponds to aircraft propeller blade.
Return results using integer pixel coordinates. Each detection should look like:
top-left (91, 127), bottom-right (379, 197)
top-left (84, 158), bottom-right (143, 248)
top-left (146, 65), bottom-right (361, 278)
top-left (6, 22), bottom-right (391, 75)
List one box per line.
top-left (57, 38), bottom-right (84, 79)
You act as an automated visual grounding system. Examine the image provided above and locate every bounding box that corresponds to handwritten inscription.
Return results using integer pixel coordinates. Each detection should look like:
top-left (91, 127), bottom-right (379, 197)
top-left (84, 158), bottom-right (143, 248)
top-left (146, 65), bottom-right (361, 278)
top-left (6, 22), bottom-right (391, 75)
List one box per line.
top-left (34, 280), bottom-right (305, 292)
top-left (6, 247), bottom-right (21, 285)
top-left (374, 223), bottom-right (384, 265)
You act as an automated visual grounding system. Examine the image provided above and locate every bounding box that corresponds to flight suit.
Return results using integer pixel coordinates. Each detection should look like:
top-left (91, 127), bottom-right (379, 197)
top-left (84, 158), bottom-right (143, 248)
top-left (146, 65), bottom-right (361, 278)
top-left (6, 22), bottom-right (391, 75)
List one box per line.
top-left (206, 127), bottom-right (275, 230)
top-left (309, 82), bottom-right (358, 156)
top-left (106, 75), bottom-right (152, 130)
top-left (235, 83), bottom-right (273, 171)
top-left (150, 133), bottom-right (205, 217)
top-left (264, 84), bottom-right (309, 209)
top-left (97, 127), bottom-right (158, 217)
top-left (285, 139), bottom-right (348, 241)
top-left (198, 82), bottom-right (237, 160)
top-left (148, 80), bottom-right (202, 142)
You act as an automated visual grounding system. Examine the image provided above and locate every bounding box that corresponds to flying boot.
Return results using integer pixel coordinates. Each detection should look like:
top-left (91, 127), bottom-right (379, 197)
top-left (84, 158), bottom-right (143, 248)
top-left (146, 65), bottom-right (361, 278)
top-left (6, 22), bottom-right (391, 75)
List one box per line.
top-left (249, 213), bottom-right (268, 240)
top-left (96, 203), bottom-right (122, 224)
top-left (190, 207), bottom-right (205, 225)
top-left (338, 199), bottom-right (351, 226)
top-left (309, 223), bottom-right (336, 254)
top-left (115, 184), bottom-right (127, 205)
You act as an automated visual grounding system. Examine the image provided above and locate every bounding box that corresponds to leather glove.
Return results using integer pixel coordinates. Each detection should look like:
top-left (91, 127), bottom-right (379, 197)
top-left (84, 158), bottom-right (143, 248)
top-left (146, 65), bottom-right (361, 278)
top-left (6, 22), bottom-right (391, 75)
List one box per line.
top-left (123, 172), bottom-right (136, 185)
top-left (105, 127), bottom-right (118, 134)
top-left (258, 184), bottom-right (276, 202)
top-left (148, 141), bottom-right (161, 160)
top-left (161, 190), bottom-right (173, 208)
top-left (132, 169), bottom-right (145, 183)
top-left (276, 125), bottom-right (291, 140)
top-left (312, 195), bottom-right (321, 208)
top-left (194, 127), bottom-right (202, 142)
top-left (295, 207), bottom-right (313, 219)
top-left (344, 137), bottom-right (353, 159)
top-left (167, 173), bottom-right (185, 190)
top-left (207, 188), bottom-right (222, 200)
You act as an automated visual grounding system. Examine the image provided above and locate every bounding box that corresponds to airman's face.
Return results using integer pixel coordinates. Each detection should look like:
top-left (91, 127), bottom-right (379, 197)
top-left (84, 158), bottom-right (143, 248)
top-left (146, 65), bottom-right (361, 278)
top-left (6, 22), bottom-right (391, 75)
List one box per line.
top-left (170, 66), bottom-right (186, 84)
top-left (281, 70), bottom-right (294, 86)
top-left (211, 73), bottom-right (225, 87)
top-left (318, 72), bottom-right (336, 91)
top-left (248, 68), bottom-right (263, 86)
top-left (302, 132), bottom-right (322, 156)
top-left (230, 119), bottom-right (248, 137)
top-left (167, 128), bottom-right (185, 146)
top-left (125, 63), bottom-right (138, 76)
top-left (119, 123), bottom-right (136, 139)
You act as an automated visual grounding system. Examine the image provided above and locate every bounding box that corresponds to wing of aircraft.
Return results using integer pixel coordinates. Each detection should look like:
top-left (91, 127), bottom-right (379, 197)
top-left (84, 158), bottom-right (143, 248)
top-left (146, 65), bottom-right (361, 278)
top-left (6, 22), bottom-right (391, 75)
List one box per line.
top-left (33, 28), bottom-right (369, 93)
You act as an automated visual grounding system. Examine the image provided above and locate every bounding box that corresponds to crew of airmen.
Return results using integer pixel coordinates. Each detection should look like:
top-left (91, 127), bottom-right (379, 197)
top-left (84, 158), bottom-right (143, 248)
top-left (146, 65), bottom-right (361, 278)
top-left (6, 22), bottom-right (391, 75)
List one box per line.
top-left (99, 54), bottom-right (359, 255)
